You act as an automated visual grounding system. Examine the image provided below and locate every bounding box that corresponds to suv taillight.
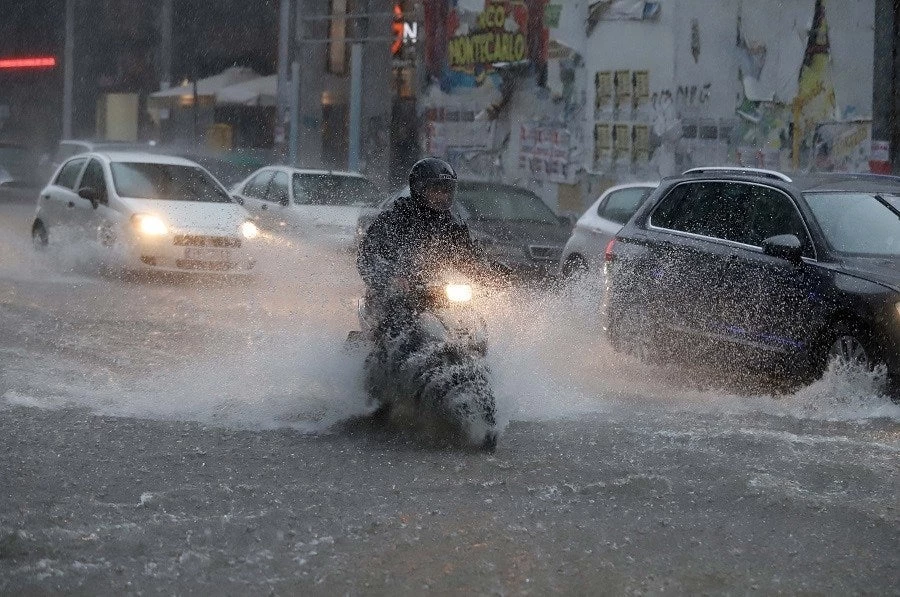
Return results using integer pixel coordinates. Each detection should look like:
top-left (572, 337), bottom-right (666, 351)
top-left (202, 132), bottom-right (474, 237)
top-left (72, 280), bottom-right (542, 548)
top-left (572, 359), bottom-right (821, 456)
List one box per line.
top-left (604, 238), bottom-right (617, 262)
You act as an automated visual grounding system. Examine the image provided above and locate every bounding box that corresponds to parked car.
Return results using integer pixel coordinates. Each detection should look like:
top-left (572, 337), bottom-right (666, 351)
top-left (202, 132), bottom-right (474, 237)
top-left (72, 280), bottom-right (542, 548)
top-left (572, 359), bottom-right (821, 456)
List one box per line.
top-left (0, 142), bottom-right (41, 189)
top-left (232, 167), bottom-right (382, 249)
top-left (357, 181), bottom-right (572, 279)
top-left (32, 152), bottom-right (258, 274)
top-left (559, 182), bottom-right (657, 277)
top-left (604, 167), bottom-right (900, 394)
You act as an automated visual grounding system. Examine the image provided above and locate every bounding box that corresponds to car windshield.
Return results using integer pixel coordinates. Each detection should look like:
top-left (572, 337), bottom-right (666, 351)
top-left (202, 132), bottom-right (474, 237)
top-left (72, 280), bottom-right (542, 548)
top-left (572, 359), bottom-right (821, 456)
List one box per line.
top-left (110, 162), bottom-right (232, 203)
top-left (803, 192), bottom-right (900, 256)
top-left (456, 183), bottom-right (558, 225)
top-left (293, 174), bottom-right (382, 206)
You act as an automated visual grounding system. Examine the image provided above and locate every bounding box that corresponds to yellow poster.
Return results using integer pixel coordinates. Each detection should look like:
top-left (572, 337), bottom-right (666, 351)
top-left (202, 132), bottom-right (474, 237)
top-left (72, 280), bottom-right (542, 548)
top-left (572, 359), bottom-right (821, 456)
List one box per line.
top-left (613, 70), bottom-right (631, 113)
top-left (594, 123), bottom-right (612, 167)
top-left (613, 123), bottom-right (631, 162)
top-left (632, 124), bottom-right (650, 163)
top-left (595, 71), bottom-right (613, 115)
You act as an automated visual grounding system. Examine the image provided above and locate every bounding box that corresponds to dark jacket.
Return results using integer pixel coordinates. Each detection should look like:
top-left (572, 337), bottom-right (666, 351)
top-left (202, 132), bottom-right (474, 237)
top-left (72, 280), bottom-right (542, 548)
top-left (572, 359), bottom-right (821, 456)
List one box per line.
top-left (357, 195), bottom-right (488, 295)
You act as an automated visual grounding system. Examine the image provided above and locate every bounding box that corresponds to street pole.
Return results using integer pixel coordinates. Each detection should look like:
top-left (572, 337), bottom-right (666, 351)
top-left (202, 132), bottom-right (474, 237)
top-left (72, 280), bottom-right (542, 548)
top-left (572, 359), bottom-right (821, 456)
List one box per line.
top-left (62, 0), bottom-right (74, 139)
top-left (871, 0), bottom-right (897, 173)
top-left (159, 0), bottom-right (173, 90)
top-left (289, 60), bottom-right (300, 166)
top-left (276, 0), bottom-right (292, 156)
top-left (348, 43), bottom-right (362, 172)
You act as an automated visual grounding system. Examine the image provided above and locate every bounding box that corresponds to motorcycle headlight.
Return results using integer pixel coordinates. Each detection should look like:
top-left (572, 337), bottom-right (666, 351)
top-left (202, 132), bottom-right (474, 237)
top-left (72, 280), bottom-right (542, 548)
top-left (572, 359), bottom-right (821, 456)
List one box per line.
top-left (241, 220), bottom-right (259, 239)
top-left (445, 283), bottom-right (473, 303)
top-left (132, 214), bottom-right (168, 236)
top-left (895, 301), bottom-right (900, 319)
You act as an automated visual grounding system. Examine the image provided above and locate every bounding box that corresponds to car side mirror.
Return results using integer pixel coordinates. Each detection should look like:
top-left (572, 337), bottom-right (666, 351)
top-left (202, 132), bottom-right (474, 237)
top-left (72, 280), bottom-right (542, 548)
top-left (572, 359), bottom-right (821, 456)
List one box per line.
top-left (279, 196), bottom-right (289, 207)
top-left (78, 186), bottom-right (99, 208)
top-left (762, 234), bottom-right (803, 264)
top-left (232, 194), bottom-right (244, 206)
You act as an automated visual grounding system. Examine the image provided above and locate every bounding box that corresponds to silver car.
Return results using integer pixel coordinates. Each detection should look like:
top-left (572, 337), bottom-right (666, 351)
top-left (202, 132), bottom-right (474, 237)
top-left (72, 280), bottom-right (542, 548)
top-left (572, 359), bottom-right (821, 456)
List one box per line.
top-left (559, 182), bottom-right (658, 277)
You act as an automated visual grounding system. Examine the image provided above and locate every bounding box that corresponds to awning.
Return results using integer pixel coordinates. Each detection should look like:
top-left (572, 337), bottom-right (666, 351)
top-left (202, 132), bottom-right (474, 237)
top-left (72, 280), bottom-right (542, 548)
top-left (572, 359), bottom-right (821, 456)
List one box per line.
top-left (215, 75), bottom-right (277, 107)
top-left (150, 66), bottom-right (259, 99)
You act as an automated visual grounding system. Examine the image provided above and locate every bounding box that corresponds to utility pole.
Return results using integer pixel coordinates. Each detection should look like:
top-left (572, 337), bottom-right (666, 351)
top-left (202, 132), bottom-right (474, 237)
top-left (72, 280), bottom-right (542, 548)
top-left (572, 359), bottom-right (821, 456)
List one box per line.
top-left (871, 0), bottom-right (898, 174)
top-left (62, 0), bottom-right (74, 139)
top-left (289, 60), bottom-right (300, 165)
top-left (159, 0), bottom-right (173, 90)
top-left (348, 43), bottom-right (363, 172)
top-left (276, 0), bottom-right (292, 157)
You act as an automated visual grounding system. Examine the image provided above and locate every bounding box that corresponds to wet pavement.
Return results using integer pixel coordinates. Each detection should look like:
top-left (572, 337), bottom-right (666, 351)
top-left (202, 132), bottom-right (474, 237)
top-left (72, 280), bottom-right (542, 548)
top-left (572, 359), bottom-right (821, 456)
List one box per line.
top-left (1, 188), bottom-right (898, 595)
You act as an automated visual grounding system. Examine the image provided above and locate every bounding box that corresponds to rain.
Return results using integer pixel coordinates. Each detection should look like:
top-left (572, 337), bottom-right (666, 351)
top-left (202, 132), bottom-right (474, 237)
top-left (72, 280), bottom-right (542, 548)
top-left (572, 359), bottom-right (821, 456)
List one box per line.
top-left (1, 1), bottom-right (898, 594)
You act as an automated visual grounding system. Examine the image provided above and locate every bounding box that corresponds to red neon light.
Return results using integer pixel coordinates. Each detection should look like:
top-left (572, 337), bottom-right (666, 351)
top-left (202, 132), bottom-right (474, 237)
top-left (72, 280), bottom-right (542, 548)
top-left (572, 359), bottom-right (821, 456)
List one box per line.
top-left (0, 57), bottom-right (57, 69)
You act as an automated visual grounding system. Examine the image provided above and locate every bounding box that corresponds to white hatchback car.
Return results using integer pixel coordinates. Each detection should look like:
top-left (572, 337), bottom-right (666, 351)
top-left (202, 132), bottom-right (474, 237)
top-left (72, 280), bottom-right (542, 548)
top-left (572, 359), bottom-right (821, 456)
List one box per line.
top-left (559, 182), bottom-right (658, 277)
top-left (232, 167), bottom-right (382, 249)
top-left (31, 152), bottom-right (259, 274)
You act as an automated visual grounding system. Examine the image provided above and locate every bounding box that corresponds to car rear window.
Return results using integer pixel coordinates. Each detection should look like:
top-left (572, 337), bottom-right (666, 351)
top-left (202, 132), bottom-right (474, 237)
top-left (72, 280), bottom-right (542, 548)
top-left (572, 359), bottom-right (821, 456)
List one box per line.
top-left (598, 187), bottom-right (653, 224)
top-left (292, 174), bottom-right (381, 206)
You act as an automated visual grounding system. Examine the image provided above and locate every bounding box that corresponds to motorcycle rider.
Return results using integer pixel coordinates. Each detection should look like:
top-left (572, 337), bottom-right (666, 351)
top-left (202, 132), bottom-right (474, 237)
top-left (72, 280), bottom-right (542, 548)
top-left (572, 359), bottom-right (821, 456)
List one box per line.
top-left (356, 158), bottom-right (503, 450)
top-left (357, 157), bottom-right (500, 331)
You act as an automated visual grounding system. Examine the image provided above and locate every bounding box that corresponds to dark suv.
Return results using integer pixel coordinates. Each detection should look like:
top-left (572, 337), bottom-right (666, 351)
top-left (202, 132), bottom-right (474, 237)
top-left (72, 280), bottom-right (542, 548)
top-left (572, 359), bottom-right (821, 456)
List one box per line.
top-left (604, 168), bottom-right (900, 395)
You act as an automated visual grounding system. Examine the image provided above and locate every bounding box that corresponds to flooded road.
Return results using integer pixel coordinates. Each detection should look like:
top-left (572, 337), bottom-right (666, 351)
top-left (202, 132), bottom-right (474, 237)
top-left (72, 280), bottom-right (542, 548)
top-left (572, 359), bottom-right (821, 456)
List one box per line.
top-left (1, 188), bottom-right (897, 594)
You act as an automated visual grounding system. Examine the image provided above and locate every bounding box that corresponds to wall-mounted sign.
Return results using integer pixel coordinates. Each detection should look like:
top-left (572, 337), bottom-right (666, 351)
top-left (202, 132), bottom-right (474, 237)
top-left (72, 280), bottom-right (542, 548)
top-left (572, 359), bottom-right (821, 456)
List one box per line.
top-left (392, 4), bottom-right (418, 56)
top-left (424, 0), bottom-right (548, 90)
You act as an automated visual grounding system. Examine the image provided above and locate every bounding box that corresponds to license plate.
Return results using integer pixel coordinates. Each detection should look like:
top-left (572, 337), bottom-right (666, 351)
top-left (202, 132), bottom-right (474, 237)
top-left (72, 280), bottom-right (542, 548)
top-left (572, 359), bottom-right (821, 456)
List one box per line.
top-left (184, 247), bottom-right (229, 261)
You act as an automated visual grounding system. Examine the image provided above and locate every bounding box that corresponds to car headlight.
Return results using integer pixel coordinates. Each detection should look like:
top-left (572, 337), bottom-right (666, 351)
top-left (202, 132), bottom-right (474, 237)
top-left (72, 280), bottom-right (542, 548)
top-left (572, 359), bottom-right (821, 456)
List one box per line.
top-left (445, 283), bottom-right (473, 303)
top-left (241, 220), bottom-right (259, 239)
top-left (895, 302), bottom-right (900, 318)
top-left (132, 214), bottom-right (168, 236)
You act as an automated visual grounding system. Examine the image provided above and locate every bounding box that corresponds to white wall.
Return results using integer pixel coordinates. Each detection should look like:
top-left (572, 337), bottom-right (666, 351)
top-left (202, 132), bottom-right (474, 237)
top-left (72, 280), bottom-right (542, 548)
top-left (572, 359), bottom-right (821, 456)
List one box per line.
top-left (826, 0), bottom-right (875, 118)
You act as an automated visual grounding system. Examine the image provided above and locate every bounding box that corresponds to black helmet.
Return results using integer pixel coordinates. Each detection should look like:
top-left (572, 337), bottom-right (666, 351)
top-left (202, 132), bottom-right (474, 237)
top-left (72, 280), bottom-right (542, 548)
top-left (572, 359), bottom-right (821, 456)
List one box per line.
top-left (409, 157), bottom-right (458, 211)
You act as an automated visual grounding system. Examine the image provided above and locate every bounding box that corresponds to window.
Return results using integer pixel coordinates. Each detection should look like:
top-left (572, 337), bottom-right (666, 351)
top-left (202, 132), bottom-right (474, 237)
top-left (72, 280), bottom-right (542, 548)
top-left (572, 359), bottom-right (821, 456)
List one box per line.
top-left (79, 159), bottom-right (108, 202)
top-left (598, 187), bottom-right (653, 225)
top-left (746, 186), bottom-right (812, 256)
top-left (327, 0), bottom-right (349, 75)
top-left (266, 171), bottom-right (290, 204)
top-left (110, 163), bottom-right (231, 203)
top-left (243, 171), bottom-right (274, 199)
top-left (804, 192), bottom-right (900, 257)
top-left (651, 181), bottom-right (754, 243)
top-left (292, 174), bottom-right (382, 206)
top-left (55, 158), bottom-right (86, 189)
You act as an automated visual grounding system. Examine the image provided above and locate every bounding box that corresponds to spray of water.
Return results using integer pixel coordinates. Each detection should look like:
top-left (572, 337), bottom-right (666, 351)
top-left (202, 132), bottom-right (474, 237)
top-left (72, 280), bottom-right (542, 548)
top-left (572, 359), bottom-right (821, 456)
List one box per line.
top-left (1, 217), bottom-right (897, 430)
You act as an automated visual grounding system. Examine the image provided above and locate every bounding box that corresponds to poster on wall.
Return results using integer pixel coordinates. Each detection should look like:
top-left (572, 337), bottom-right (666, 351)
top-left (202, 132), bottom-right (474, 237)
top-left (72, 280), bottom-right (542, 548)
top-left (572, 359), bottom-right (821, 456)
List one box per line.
top-left (593, 122), bottom-right (612, 169)
top-left (612, 122), bottom-right (631, 167)
top-left (613, 70), bottom-right (631, 117)
top-left (810, 120), bottom-right (871, 173)
top-left (594, 71), bottom-right (613, 118)
top-left (519, 123), bottom-right (579, 184)
top-left (630, 70), bottom-right (650, 122)
top-left (426, 117), bottom-right (496, 160)
top-left (631, 124), bottom-right (650, 164)
top-left (423, 0), bottom-right (550, 92)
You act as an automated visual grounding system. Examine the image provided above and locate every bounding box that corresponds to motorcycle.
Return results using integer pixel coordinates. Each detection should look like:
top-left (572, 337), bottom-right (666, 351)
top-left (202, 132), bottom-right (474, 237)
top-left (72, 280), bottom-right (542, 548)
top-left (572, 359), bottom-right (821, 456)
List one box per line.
top-left (347, 272), bottom-right (499, 452)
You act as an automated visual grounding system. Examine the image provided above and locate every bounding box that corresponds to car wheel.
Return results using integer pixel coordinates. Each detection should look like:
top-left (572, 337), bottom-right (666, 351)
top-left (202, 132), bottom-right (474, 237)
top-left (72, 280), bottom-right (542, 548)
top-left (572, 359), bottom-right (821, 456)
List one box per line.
top-left (562, 254), bottom-right (588, 279)
top-left (32, 220), bottom-right (48, 249)
top-left (809, 322), bottom-right (879, 381)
